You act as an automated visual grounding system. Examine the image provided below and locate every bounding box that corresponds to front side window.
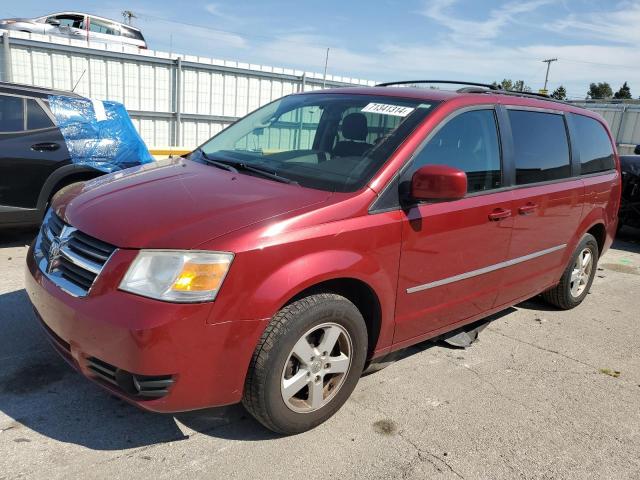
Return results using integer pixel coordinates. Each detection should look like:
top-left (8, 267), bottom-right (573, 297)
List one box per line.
top-left (509, 110), bottom-right (571, 185)
top-left (571, 114), bottom-right (615, 174)
top-left (0, 95), bottom-right (24, 132)
top-left (410, 109), bottom-right (502, 193)
top-left (196, 94), bottom-right (437, 192)
top-left (48, 15), bottom-right (85, 29)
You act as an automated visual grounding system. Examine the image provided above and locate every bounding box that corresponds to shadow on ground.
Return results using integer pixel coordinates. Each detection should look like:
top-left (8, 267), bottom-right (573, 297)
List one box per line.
top-left (0, 289), bottom-right (278, 451)
top-left (0, 287), bottom-right (521, 450)
top-left (0, 228), bottom-right (38, 248)
top-left (612, 227), bottom-right (640, 255)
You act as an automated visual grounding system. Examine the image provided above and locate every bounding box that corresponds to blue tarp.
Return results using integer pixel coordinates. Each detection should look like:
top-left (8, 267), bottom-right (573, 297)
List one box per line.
top-left (47, 95), bottom-right (154, 173)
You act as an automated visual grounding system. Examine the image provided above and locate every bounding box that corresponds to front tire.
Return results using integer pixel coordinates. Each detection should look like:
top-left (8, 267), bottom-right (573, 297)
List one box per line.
top-left (542, 233), bottom-right (599, 310)
top-left (243, 293), bottom-right (367, 434)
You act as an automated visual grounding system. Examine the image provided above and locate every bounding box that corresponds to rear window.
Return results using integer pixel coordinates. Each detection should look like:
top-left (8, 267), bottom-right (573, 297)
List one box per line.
top-left (0, 95), bottom-right (24, 132)
top-left (571, 114), bottom-right (615, 174)
top-left (508, 110), bottom-right (571, 185)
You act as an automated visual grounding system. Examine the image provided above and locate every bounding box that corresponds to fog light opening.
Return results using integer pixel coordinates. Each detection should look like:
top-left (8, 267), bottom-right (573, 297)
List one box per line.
top-left (114, 369), bottom-right (138, 396)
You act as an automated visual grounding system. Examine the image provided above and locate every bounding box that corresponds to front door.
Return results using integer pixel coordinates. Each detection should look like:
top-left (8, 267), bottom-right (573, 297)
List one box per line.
top-left (394, 107), bottom-right (514, 344)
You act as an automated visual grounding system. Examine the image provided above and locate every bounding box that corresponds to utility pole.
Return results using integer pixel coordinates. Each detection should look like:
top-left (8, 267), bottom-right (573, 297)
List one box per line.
top-left (322, 48), bottom-right (330, 88)
top-left (542, 58), bottom-right (558, 92)
top-left (121, 10), bottom-right (137, 26)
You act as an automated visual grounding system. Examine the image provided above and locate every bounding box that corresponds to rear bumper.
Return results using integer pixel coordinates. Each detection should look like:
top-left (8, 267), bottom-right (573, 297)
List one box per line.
top-left (25, 244), bottom-right (268, 412)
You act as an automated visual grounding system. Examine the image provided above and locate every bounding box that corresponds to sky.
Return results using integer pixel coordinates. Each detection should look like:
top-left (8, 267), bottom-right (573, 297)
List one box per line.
top-left (3, 0), bottom-right (639, 99)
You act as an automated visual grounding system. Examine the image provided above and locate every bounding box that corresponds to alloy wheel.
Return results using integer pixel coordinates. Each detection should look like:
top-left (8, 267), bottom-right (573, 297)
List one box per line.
top-left (570, 247), bottom-right (593, 298)
top-left (280, 323), bottom-right (353, 413)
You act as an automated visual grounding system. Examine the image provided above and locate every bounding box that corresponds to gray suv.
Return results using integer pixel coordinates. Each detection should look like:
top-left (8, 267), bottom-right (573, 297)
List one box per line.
top-left (0, 12), bottom-right (147, 49)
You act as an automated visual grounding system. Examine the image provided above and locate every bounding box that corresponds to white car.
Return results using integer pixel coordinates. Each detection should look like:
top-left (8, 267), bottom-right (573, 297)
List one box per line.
top-left (0, 12), bottom-right (147, 49)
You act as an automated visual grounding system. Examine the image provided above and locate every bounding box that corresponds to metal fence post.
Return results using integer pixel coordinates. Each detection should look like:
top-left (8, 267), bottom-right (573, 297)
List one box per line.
top-left (300, 72), bottom-right (306, 93)
top-left (616, 105), bottom-right (628, 145)
top-left (1, 31), bottom-right (12, 83)
top-left (174, 56), bottom-right (182, 147)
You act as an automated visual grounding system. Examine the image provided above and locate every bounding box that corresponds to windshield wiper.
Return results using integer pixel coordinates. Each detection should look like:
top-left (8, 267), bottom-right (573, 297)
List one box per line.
top-left (193, 149), bottom-right (297, 185)
top-left (232, 162), bottom-right (298, 185)
top-left (193, 148), bottom-right (239, 174)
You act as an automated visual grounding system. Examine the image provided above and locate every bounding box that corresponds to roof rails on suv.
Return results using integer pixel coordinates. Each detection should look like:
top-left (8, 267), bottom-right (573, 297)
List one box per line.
top-left (376, 80), bottom-right (568, 105)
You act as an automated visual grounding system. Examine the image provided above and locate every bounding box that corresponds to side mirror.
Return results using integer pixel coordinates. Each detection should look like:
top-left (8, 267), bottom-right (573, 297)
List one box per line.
top-left (411, 164), bottom-right (467, 201)
top-left (634, 145), bottom-right (640, 155)
top-left (48, 19), bottom-right (61, 26)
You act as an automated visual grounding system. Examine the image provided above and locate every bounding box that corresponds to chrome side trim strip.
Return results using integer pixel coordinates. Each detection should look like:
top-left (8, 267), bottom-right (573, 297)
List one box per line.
top-left (406, 244), bottom-right (567, 294)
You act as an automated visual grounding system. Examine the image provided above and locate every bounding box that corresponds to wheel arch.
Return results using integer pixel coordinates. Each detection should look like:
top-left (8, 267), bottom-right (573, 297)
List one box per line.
top-left (286, 277), bottom-right (383, 359)
top-left (36, 164), bottom-right (104, 213)
top-left (586, 222), bottom-right (606, 255)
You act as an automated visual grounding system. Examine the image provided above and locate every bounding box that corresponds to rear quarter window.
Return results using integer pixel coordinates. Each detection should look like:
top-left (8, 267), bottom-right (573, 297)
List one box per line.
top-left (121, 26), bottom-right (145, 41)
top-left (571, 114), bottom-right (615, 174)
top-left (508, 110), bottom-right (571, 185)
top-left (26, 99), bottom-right (54, 130)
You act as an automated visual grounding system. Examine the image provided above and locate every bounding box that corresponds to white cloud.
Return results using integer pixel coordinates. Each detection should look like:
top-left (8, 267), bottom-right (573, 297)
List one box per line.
top-left (118, 1), bottom-right (639, 99)
top-left (419, 0), bottom-right (553, 44)
top-left (545, 1), bottom-right (640, 45)
top-left (203, 3), bottom-right (244, 25)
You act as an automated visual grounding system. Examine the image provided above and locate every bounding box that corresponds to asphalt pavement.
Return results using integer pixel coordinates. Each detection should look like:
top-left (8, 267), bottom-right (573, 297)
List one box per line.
top-left (1, 227), bottom-right (639, 480)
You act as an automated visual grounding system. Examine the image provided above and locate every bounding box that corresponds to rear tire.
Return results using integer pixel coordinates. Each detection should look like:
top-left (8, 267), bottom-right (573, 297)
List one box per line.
top-left (243, 293), bottom-right (367, 434)
top-left (542, 233), bottom-right (598, 310)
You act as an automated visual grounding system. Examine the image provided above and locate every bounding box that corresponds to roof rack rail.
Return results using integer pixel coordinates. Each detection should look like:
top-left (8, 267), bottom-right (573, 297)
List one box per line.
top-left (376, 80), bottom-right (499, 90)
top-left (375, 79), bottom-right (573, 106)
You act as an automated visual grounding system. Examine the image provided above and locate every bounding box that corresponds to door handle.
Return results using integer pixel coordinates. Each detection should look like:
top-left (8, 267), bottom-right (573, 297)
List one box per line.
top-left (518, 203), bottom-right (538, 215)
top-left (488, 208), bottom-right (511, 221)
top-left (31, 142), bottom-right (61, 152)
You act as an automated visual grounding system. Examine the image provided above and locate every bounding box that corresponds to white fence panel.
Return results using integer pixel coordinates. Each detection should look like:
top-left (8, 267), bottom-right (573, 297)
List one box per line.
top-left (0, 30), bottom-right (376, 148)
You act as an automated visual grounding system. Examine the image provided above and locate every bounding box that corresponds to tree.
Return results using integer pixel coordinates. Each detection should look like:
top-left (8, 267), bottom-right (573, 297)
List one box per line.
top-left (587, 82), bottom-right (613, 99)
top-left (551, 85), bottom-right (567, 100)
top-left (614, 81), bottom-right (632, 99)
top-left (492, 79), bottom-right (532, 92)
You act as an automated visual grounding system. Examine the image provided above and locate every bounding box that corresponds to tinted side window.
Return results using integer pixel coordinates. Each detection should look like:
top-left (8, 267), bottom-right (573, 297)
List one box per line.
top-left (50, 15), bottom-right (85, 29)
top-left (90, 18), bottom-right (120, 35)
top-left (122, 26), bottom-right (144, 41)
top-left (26, 99), bottom-right (54, 130)
top-left (0, 95), bottom-right (24, 132)
top-left (411, 109), bottom-right (502, 193)
top-left (571, 114), bottom-right (615, 174)
top-left (509, 110), bottom-right (571, 185)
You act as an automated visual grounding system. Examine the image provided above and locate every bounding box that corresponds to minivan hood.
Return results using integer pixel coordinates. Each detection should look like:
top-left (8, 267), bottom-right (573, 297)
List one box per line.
top-left (56, 158), bottom-right (332, 249)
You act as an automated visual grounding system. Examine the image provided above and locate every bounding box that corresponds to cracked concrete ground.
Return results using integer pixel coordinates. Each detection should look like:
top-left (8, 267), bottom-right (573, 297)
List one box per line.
top-left (1, 227), bottom-right (639, 480)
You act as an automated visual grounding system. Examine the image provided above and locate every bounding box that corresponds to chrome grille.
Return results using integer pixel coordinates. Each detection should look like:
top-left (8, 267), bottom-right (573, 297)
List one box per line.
top-left (35, 210), bottom-right (117, 297)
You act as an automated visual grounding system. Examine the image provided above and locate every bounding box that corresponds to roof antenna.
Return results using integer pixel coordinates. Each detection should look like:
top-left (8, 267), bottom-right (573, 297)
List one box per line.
top-left (122, 10), bottom-right (137, 26)
top-left (72, 69), bottom-right (86, 92)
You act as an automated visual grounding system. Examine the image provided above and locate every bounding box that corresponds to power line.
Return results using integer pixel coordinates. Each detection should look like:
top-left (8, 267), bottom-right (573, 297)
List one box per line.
top-left (558, 57), bottom-right (636, 69)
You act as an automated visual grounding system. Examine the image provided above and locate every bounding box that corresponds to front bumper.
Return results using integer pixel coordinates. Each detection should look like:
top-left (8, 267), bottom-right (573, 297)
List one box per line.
top-left (25, 243), bottom-right (268, 413)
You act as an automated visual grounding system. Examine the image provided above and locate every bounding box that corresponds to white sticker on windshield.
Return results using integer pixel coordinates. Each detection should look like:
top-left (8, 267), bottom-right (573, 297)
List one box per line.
top-left (361, 103), bottom-right (415, 117)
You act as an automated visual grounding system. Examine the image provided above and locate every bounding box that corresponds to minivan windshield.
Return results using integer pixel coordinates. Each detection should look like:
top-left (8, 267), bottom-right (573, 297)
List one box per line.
top-left (194, 94), bottom-right (437, 192)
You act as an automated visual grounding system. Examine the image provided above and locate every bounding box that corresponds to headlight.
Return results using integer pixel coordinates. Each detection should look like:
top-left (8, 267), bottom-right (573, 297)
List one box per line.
top-left (119, 250), bottom-right (233, 303)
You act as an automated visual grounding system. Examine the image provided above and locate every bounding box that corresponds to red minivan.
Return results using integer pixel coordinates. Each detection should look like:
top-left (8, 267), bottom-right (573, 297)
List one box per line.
top-left (25, 81), bottom-right (621, 434)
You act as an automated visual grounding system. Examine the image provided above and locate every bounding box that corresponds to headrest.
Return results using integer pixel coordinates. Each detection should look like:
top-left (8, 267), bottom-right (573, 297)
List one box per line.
top-left (341, 113), bottom-right (368, 141)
